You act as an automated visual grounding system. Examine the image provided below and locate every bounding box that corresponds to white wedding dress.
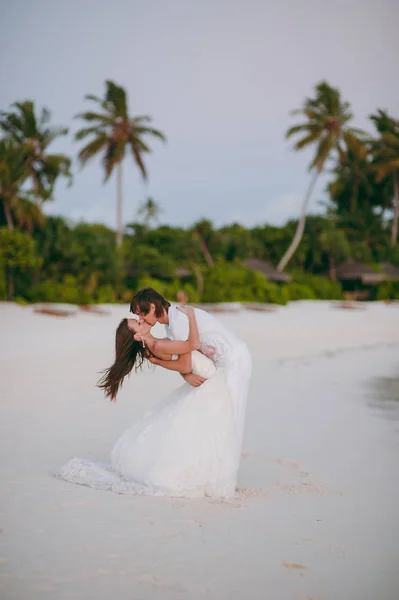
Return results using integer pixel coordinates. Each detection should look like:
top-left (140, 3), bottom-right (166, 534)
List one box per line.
top-left (57, 349), bottom-right (247, 498)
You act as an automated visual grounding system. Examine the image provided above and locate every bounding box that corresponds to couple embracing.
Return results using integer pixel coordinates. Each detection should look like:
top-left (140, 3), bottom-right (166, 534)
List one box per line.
top-left (58, 287), bottom-right (252, 499)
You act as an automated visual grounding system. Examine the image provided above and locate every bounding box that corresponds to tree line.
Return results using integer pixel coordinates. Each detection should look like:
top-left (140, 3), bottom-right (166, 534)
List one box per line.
top-left (0, 80), bottom-right (398, 303)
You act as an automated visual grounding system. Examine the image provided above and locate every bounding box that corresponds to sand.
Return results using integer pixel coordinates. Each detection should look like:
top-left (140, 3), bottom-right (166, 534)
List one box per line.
top-left (1, 300), bottom-right (399, 600)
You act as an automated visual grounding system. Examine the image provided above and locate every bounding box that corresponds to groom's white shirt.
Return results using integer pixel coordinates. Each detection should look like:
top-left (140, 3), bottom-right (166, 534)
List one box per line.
top-left (165, 305), bottom-right (247, 362)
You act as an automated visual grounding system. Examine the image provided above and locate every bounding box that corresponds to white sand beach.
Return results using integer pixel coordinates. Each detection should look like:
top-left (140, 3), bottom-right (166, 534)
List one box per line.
top-left (1, 301), bottom-right (399, 600)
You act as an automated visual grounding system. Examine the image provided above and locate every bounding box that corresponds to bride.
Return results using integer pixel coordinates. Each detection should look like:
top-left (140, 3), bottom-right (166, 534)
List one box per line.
top-left (57, 307), bottom-right (240, 498)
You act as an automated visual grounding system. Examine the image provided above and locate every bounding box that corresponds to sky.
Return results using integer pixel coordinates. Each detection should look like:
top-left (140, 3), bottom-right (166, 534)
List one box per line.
top-left (1, 0), bottom-right (398, 230)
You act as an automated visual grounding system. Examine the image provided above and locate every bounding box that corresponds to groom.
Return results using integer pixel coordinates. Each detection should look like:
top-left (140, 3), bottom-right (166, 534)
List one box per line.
top-left (130, 286), bottom-right (249, 383)
top-left (130, 287), bottom-right (252, 451)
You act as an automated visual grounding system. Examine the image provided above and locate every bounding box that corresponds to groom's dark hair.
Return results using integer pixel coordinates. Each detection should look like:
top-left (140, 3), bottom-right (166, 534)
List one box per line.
top-left (130, 287), bottom-right (171, 317)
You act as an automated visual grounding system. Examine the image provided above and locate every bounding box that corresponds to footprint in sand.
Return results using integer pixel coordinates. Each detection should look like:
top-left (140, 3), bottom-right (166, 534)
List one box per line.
top-left (282, 562), bottom-right (307, 576)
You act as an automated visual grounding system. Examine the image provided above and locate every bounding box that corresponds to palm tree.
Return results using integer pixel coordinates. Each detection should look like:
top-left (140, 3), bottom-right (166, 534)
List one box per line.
top-left (277, 81), bottom-right (364, 272)
top-left (138, 197), bottom-right (162, 227)
top-left (0, 101), bottom-right (71, 204)
top-left (0, 138), bottom-right (44, 232)
top-left (75, 80), bottom-right (166, 248)
top-left (370, 110), bottom-right (399, 246)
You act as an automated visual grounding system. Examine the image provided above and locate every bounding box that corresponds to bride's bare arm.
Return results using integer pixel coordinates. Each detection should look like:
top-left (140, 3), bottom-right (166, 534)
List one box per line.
top-left (149, 351), bottom-right (206, 386)
top-left (149, 354), bottom-right (205, 386)
top-left (151, 307), bottom-right (200, 356)
top-left (149, 353), bottom-right (192, 374)
top-left (147, 346), bottom-right (174, 361)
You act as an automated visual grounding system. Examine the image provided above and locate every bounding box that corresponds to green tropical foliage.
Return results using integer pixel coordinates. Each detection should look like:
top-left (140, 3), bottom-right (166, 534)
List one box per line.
top-left (0, 228), bottom-right (42, 299)
top-left (0, 80), bottom-right (398, 303)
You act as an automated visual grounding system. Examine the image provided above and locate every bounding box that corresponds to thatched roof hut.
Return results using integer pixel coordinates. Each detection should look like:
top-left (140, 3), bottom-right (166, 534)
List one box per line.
top-left (244, 258), bottom-right (292, 283)
top-left (174, 267), bottom-right (191, 278)
top-left (335, 261), bottom-right (386, 284)
top-left (380, 262), bottom-right (399, 280)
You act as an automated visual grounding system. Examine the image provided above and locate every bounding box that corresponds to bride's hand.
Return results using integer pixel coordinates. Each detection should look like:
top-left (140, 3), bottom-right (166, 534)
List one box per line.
top-left (177, 305), bottom-right (194, 317)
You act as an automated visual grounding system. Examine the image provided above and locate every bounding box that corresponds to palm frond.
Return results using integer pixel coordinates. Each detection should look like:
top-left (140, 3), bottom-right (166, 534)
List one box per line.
top-left (129, 137), bottom-right (150, 153)
top-left (10, 194), bottom-right (45, 232)
top-left (84, 94), bottom-right (103, 104)
top-left (84, 94), bottom-right (115, 114)
top-left (343, 132), bottom-right (368, 157)
top-left (374, 159), bottom-right (399, 181)
top-left (286, 124), bottom-right (313, 138)
top-left (0, 112), bottom-right (25, 142)
top-left (370, 109), bottom-right (395, 133)
top-left (104, 80), bottom-right (128, 117)
top-left (41, 154), bottom-right (73, 185)
top-left (294, 131), bottom-right (322, 150)
top-left (41, 126), bottom-right (69, 146)
top-left (75, 111), bottom-right (115, 124)
top-left (134, 126), bottom-right (166, 142)
top-left (40, 107), bottom-right (51, 127)
top-left (380, 131), bottom-right (399, 149)
top-left (132, 115), bottom-right (152, 124)
top-left (310, 134), bottom-right (334, 171)
top-left (12, 101), bottom-right (37, 137)
top-left (78, 135), bottom-right (108, 166)
top-left (103, 139), bottom-right (125, 181)
top-left (130, 141), bottom-right (147, 179)
top-left (0, 138), bottom-right (30, 192)
top-left (75, 126), bottom-right (107, 141)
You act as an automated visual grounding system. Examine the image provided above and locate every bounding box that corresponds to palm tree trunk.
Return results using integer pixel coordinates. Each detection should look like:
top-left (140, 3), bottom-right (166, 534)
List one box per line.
top-left (351, 176), bottom-right (359, 213)
top-left (116, 162), bottom-right (123, 249)
top-left (199, 237), bottom-right (214, 267)
top-left (31, 170), bottom-right (42, 206)
top-left (192, 232), bottom-right (214, 266)
top-left (3, 200), bottom-right (14, 230)
top-left (277, 169), bottom-right (320, 272)
top-left (391, 171), bottom-right (399, 246)
top-left (191, 263), bottom-right (204, 296)
top-left (328, 253), bottom-right (337, 281)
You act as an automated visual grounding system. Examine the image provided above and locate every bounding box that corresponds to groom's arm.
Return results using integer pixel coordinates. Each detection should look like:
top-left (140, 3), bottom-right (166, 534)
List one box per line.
top-left (169, 309), bottom-right (206, 387)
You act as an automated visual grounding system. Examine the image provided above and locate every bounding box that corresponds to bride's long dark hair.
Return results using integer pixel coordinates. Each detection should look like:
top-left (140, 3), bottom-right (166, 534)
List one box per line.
top-left (97, 319), bottom-right (147, 401)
